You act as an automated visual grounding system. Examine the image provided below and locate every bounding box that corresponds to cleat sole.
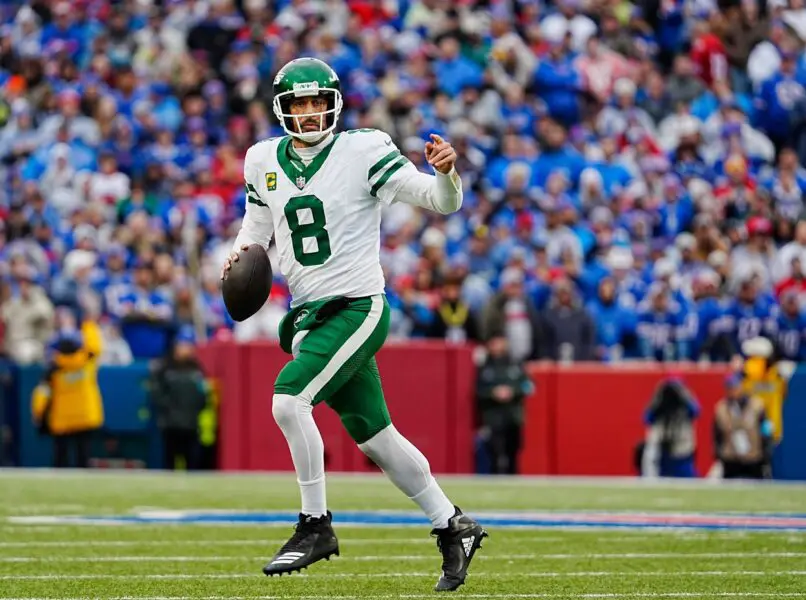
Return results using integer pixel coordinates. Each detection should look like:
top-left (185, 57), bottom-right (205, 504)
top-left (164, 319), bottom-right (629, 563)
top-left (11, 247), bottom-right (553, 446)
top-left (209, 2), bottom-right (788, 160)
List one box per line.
top-left (262, 546), bottom-right (339, 577)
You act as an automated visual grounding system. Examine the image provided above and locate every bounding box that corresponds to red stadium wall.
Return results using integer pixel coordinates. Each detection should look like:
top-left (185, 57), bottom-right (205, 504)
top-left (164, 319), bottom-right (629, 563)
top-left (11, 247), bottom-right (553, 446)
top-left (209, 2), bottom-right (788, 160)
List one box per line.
top-left (200, 341), bottom-right (729, 476)
top-left (198, 340), bottom-right (477, 474)
top-left (519, 364), bottom-right (730, 477)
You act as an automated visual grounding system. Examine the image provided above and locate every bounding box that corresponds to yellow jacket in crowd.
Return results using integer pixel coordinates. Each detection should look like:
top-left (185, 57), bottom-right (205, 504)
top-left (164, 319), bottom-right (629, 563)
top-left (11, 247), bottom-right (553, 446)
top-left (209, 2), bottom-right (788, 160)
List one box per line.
top-left (740, 338), bottom-right (792, 444)
top-left (32, 321), bottom-right (104, 436)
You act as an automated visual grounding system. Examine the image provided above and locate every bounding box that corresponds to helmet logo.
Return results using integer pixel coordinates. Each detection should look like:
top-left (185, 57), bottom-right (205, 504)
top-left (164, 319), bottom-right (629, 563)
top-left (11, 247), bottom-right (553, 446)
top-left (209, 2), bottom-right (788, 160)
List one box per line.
top-left (292, 82), bottom-right (320, 97)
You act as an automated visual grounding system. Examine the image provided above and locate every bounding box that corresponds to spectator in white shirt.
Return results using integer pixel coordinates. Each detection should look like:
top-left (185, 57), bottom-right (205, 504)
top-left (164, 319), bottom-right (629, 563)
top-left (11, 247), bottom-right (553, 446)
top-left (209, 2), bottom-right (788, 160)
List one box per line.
top-left (40, 143), bottom-right (80, 216)
top-left (88, 153), bottom-right (131, 207)
top-left (774, 218), bottom-right (806, 283)
top-left (38, 89), bottom-right (100, 147)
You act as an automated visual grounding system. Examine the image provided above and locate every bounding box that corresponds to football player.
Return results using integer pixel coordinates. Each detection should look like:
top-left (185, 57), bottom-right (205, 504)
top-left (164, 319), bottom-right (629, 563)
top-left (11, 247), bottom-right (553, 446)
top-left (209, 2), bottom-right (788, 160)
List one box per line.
top-left (221, 58), bottom-right (487, 591)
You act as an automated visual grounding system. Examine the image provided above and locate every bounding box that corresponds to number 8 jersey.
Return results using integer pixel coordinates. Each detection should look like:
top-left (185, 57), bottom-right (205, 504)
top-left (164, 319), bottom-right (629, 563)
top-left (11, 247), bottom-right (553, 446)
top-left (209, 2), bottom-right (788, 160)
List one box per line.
top-left (236, 129), bottom-right (423, 308)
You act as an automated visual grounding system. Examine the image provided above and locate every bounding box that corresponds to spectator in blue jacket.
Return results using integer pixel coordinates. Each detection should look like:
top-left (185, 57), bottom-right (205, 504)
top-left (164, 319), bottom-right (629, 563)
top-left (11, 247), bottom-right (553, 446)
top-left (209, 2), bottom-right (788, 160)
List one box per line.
top-left (532, 118), bottom-right (587, 190)
top-left (501, 86), bottom-right (538, 136)
top-left (691, 270), bottom-right (730, 362)
top-left (40, 3), bottom-right (86, 62)
top-left (656, 175), bottom-right (695, 239)
top-left (586, 276), bottom-right (636, 362)
top-left (484, 135), bottom-right (532, 195)
top-left (636, 283), bottom-right (691, 361)
top-left (432, 34), bottom-right (483, 97)
top-left (755, 52), bottom-right (806, 151)
top-left (112, 259), bottom-right (174, 359)
top-left (774, 289), bottom-right (806, 362)
top-left (534, 25), bottom-right (583, 126)
top-left (723, 275), bottom-right (777, 356)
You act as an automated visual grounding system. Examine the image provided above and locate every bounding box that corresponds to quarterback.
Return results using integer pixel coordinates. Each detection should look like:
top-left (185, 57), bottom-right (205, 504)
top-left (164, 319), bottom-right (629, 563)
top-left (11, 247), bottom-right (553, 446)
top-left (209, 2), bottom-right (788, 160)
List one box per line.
top-left (221, 58), bottom-right (487, 591)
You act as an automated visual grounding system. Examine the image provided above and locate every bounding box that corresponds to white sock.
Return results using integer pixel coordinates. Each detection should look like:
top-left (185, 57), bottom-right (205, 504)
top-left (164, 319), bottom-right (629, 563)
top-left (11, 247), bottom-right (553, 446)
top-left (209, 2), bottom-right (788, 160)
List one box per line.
top-left (272, 394), bottom-right (326, 517)
top-left (359, 424), bottom-right (455, 529)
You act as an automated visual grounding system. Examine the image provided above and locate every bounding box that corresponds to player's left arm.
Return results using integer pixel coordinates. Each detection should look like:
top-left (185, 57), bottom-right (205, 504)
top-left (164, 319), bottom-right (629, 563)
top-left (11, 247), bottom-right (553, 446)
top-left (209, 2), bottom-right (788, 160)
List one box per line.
top-left (223, 146), bottom-right (274, 280)
top-left (234, 155), bottom-right (275, 252)
top-left (369, 133), bottom-right (462, 215)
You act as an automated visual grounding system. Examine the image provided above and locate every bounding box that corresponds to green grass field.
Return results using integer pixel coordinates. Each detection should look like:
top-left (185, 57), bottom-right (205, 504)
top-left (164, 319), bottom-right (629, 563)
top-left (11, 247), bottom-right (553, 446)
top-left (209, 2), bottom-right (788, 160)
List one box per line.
top-left (2, 471), bottom-right (806, 599)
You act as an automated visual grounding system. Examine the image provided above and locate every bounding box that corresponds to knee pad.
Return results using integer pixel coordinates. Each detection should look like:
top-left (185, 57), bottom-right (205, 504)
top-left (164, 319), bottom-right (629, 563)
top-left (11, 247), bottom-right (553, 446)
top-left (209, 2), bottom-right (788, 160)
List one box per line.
top-left (359, 424), bottom-right (395, 461)
top-left (358, 424), bottom-right (433, 495)
top-left (272, 394), bottom-right (311, 430)
top-left (359, 424), bottom-right (431, 471)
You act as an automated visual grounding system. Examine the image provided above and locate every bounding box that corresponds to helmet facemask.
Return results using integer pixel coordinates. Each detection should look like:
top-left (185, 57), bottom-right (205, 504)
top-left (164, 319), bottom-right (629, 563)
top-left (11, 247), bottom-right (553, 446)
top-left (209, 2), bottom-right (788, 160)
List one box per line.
top-left (273, 82), bottom-right (343, 144)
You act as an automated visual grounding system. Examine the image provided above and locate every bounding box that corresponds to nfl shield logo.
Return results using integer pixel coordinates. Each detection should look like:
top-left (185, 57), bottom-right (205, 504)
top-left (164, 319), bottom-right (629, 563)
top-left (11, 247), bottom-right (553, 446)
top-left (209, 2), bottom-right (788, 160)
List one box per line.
top-left (295, 176), bottom-right (306, 189)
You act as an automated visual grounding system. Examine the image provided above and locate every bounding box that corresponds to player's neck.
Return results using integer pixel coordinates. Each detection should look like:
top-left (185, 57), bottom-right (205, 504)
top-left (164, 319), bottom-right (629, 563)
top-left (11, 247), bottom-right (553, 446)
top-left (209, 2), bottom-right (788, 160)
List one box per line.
top-left (291, 132), bottom-right (334, 166)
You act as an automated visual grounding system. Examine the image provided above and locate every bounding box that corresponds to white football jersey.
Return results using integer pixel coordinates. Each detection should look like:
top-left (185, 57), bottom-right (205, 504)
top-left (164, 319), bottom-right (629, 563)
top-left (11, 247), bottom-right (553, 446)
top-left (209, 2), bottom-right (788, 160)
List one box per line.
top-left (240, 129), bottom-right (419, 307)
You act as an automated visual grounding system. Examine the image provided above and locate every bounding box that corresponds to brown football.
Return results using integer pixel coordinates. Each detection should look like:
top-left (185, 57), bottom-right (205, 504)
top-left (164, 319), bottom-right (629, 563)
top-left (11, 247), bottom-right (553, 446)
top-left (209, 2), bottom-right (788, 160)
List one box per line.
top-left (222, 244), bottom-right (272, 322)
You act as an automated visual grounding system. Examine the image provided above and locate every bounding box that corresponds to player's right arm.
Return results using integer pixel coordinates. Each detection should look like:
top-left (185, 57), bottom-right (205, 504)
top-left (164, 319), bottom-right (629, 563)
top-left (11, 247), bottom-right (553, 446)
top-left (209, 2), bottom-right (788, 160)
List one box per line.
top-left (222, 146), bottom-right (275, 281)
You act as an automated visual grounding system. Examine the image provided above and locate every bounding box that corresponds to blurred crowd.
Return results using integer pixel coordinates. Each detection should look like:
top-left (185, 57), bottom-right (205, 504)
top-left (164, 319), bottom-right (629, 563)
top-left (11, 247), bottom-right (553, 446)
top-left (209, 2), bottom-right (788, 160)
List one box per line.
top-left (2, 0), bottom-right (806, 367)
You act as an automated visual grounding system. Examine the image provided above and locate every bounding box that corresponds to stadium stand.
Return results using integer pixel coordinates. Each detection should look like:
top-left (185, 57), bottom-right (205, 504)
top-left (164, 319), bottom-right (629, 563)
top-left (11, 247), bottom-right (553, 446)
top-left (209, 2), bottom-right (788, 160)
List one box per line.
top-left (1, 0), bottom-right (806, 366)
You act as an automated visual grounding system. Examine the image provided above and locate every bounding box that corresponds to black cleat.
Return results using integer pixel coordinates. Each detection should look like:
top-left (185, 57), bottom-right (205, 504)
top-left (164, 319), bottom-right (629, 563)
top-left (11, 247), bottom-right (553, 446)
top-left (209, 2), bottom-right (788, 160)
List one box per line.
top-left (432, 506), bottom-right (488, 592)
top-left (262, 511), bottom-right (339, 576)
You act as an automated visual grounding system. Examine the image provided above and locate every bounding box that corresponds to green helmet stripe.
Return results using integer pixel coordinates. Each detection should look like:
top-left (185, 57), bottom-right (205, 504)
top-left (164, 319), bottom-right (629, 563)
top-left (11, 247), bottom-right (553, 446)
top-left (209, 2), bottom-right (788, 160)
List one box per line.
top-left (273, 58), bottom-right (341, 96)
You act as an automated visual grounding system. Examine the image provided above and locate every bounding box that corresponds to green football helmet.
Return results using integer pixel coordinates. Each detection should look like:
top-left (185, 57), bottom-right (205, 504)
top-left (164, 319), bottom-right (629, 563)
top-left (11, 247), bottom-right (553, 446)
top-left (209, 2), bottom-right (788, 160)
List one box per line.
top-left (272, 58), bottom-right (343, 143)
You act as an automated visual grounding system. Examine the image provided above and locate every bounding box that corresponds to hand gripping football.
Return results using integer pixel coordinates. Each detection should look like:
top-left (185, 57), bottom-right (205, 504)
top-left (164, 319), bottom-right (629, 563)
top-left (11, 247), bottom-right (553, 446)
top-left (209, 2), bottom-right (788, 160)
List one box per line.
top-left (222, 244), bottom-right (273, 322)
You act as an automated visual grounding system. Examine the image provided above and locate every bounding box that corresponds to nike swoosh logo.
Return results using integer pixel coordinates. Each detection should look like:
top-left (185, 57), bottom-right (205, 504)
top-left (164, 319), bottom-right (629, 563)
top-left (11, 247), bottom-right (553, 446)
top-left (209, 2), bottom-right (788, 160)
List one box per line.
top-left (385, 140), bottom-right (392, 146)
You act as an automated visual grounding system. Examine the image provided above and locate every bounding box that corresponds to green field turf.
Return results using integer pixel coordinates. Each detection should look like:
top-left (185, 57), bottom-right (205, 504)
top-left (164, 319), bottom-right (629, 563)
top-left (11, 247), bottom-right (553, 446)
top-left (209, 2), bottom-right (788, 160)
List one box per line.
top-left (1, 471), bottom-right (806, 599)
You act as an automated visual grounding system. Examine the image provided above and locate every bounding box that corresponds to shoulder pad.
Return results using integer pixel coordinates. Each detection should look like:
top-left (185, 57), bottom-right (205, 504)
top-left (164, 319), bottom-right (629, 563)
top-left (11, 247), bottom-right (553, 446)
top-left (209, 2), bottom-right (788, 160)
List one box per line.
top-left (246, 137), bottom-right (283, 164)
top-left (345, 128), bottom-right (379, 134)
top-left (345, 128), bottom-right (391, 146)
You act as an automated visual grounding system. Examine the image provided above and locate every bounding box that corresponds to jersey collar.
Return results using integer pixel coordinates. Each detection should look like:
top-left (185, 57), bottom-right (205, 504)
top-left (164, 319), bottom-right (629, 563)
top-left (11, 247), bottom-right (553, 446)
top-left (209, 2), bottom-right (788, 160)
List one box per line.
top-left (278, 134), bottom-right (340, 191)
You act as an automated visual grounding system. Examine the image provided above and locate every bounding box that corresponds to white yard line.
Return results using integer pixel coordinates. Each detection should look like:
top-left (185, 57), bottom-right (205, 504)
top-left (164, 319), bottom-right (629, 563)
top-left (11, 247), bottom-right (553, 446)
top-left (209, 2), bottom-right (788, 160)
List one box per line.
top-left (3, 551), bottom-right (804, 562)
top-left (8, 533), bottom-right (798, 549)
top-left (2, 570), bottom-right (806, 581)
top-left (5, 467), bottom-right (806, 490)
top-left (2, 534), bottom-right (799, 549)
top-left (0, 539), bottom-right (436, 548)
top-left (2, 534), bottom-right (798, 548)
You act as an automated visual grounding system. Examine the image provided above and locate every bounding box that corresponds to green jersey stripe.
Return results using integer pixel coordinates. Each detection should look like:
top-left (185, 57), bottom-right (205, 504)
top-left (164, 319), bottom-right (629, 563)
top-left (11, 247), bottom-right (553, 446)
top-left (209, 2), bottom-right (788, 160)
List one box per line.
top-left (368, 150), bottom-right (400, 182)
top-left (370, 156), bottom-right (407, 197)
top-left (247, 194), bottom-right (268, 208)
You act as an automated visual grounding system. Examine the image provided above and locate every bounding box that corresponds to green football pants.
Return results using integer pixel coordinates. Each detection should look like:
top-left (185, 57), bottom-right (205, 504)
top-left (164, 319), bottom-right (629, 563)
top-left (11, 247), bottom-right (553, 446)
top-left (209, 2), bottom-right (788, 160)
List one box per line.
top-left (274, 295), bottom-right (392, 444)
